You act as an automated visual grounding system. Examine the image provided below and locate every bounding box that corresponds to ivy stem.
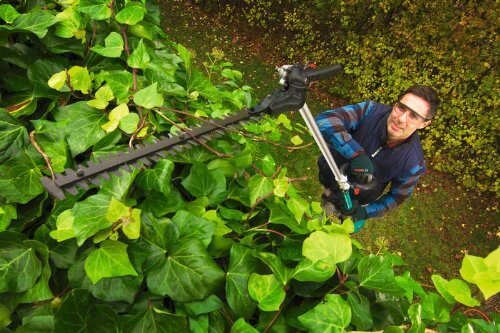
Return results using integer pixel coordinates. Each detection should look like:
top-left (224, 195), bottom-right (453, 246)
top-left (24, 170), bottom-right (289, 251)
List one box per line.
top-left (251, 228), bottom-right (286, 238)
top-left (129, 108), bottom-right (148, 148)
top-left (219, 307), bottom-right (234, 326)
top-left (157, 106), bottom-right (314, 151)
top-left (463, 308), bottom-right (491, 322)
top-left (263, 288), bottom-right (288, 333)
top-left (246, 221), bottom-right (270, 231)
top-left (245, 192), bottom-right (274, 224)
top-left (288, 175), bottom-right (309, 182)
top-left (29, 131), bottom-right (55, 180)
top-left (152, 109), bottom-right (230, 158)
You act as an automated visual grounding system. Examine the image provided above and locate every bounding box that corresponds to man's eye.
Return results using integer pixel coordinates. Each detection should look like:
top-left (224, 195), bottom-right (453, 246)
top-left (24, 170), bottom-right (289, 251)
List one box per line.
top-left (410, 112), bottom-right (418, 120)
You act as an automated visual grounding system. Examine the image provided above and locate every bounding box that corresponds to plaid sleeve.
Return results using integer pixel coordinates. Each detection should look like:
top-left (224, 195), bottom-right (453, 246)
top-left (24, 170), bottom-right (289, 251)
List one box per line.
top-left (365, 161), bottom-right (426, 218)
top-left (315, 101), bottom-right (377, 159)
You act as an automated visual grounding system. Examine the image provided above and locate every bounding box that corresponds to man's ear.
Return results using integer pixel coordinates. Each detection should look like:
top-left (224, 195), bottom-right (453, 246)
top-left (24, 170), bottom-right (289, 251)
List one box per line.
top-left (418, 120), bottom-right (431, 129)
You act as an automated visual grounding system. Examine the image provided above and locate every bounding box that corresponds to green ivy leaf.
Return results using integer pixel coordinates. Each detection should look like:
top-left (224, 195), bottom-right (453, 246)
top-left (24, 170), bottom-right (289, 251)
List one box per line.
top-left (55, 7), bottom-right (86, 39)
top-left (118, 112), bottom-right (139, 134)
top-left (0, 4), bottom-right (20, 24)
top-left (248, 174), bottom-right (273, 206)
top-left (89, 275), bottom-right (140, 304)
top-left (253, 251), bottom-right (291, 285)
top-left (53, 101), bottom-right (107, 156)
top-left (127, 39), bottom-right (150, 69)
top-left (140, 213), bottom-right (179, 252)
top-left (84, 240), bottom-right (137, 284)
top-left (67, 66), bottom-right (92, 94)
top-left (115, 3), bottom-right (146, 25)
top-left (48, 70), bottom-right (68, 91)
top-left (91, 31), bottom-right (124, 58)
top-left (0, 205), bottom-right (16, 231)
top-left (287, 197), bottom-right (309, 222)
top-left (298, 294), bottom-right (351, 333)
top-left (459, 249), bottom-right (500, 300)
top-left (77, 0), bottom-right (112, 21)
top-left (177, 43), bottom-right (191, 72)
top-left (231, 318), bottom-right (259, 333)
top-left (49, 210), bottom-right (76, 242)
top-left (136, 159), bottom-right (174, 195)
top-left (53, 289), bottom-right (121, 333)
top-left (9, 9), bottom-right (58, 38)
top-left (123, 307), bottom-right (187, 333)
top-left (0, 109), bottom-right (29, 161)
top-left (407, 304), bottom-right (425, 333)
top-left (133, 82), bottom-right (164, 109)
top-left (302, 231), bottom-right (352, 266)
top-left (0, 151), bottom-right (44, 204)
top-left (71, 194), bottom-right (113, 246)
top-left (172, 210), bottom-right (216, 248)
top-left (358, 255), bottom-right (405, 296)
top-left (98, 70), bottom-right (133, 104)
top-left (0, 232), bottom-right (42, 293)
top-left (347, 292), bottom-right (373, 331)
top-left (396, 271), bottom-right (427, 303)
top-left (421, 292), bottom-right (452, 323)
top-left (291, 258), bottom-right (336, 282)
top-left (226, 243), bottom-right (257, 320)
top-left (248, 273), bottom-right (285, 312)
top-left (31, 119), bottom-right (70, 172)
top-left (182, 163), bottom-right (227, 206)
top-left (273, 178), bottom-right (289, 197)
top-left (290, 135), bottom-right (303, 145)
top-left (147, 238), bottom-right (224, 302)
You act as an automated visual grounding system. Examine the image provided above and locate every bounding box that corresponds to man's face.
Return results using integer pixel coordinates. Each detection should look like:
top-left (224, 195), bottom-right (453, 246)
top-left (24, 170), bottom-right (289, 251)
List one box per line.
top-left (386, 93), bottom-right (432, 144)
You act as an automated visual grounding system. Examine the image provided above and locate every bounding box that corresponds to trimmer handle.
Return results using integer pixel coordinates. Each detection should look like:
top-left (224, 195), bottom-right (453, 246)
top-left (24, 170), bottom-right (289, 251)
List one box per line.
top-left (250, 64), bottom-right (343, 115)
top-left (304, 64), bottom-right (343, 82)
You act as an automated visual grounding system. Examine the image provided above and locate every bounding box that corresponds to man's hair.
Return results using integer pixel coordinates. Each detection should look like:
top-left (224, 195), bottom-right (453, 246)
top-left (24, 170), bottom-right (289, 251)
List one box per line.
top-left (398, 85), bottom-right (440, 119)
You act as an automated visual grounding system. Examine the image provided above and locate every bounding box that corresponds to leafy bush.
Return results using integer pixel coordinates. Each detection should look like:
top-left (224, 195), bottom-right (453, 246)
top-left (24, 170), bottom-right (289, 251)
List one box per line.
top-left (194, 0), bottom-right (499, 194)
top-left (0, 1), bottom-right (498, 332)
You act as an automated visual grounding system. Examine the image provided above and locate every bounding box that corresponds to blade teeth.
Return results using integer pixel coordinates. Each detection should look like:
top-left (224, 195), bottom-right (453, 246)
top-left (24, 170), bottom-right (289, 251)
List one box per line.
top-left (65, 186), bottom-right (79, 195)
top-left (138, 157), bottom-right (153, 166)
top-left (149, 155), bottom-right (161, 162)
top-left (120, 164), bottom-right (133, 172)
top-left (200, 134), bottom-right (212, 141)
top-left (214, 130), bottom-right (226, 136)
top-left (88, 177), bottom-right (102, 186)
top-left (75, 180), bottom-right (90, 190)
top-left (100, 172), bottom-right (111, 180)
top-left (155, 151), bottom-right (168, 158)
top-left (63, 168), bottom-right (77, 177)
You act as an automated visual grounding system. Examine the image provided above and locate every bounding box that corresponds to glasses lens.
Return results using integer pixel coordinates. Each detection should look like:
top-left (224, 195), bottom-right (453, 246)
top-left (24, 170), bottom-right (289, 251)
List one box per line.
top-left (394, 101), bottom-right (427, 123)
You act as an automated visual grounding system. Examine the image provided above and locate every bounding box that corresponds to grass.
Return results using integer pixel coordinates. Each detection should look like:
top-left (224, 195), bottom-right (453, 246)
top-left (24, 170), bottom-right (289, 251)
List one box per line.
top-left (159, 1), bottom-right (499, 286)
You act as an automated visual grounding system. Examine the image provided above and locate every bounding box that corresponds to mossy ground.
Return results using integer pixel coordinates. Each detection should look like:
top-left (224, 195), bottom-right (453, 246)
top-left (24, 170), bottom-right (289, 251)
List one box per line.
top-left (159, 1), bottom-right (499, 287)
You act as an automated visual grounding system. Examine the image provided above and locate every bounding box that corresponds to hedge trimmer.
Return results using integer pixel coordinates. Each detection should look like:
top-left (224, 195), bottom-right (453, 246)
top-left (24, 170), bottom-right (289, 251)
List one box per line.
top-left (41, 64), bottom-right (370, 229)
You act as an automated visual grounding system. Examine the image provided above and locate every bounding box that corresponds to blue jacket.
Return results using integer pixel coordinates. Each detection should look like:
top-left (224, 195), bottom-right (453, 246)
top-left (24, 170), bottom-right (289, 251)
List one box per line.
top-left (315, 100), bottom-right (426, 218)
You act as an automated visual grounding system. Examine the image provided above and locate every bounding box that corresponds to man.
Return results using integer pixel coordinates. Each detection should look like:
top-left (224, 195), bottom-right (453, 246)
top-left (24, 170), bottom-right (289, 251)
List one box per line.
top-left (315, 85), bottom-right (440, 225)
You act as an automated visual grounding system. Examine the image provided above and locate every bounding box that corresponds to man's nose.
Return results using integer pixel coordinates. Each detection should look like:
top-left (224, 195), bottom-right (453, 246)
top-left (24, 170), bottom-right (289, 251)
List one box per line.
top-left (397, 110), bottom-right (408, 124)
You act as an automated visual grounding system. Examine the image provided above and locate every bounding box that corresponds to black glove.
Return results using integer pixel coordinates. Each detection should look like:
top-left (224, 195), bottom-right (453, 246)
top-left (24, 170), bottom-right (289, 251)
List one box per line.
top-left (341, 201), bottom-right (367, 222)
top-left (350, 151), bottom-right (373, 177)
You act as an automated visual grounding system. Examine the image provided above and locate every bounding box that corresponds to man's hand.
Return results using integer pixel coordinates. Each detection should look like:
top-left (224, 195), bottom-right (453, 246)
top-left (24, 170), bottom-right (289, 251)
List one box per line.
top-left (350, 151), bottom-right (374, 177)
top-left (341, 204), bottom-right (367, 222)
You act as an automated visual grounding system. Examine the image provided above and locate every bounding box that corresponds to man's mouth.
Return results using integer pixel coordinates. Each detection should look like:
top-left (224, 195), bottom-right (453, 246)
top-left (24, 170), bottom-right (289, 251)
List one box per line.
top-left (391, 121), bottom-right (403, 132)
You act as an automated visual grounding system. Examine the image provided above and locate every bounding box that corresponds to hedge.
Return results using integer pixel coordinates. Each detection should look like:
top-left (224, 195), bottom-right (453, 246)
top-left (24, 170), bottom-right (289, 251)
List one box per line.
top-left (193, 0), bottom-right (499, 194)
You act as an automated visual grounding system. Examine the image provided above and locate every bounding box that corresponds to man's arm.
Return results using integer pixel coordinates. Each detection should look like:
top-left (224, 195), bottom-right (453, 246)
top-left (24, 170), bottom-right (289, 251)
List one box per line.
top-left (364, 162), bottom-right (426, 218)
top-left (315, 101), bottom-right (377, 159)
